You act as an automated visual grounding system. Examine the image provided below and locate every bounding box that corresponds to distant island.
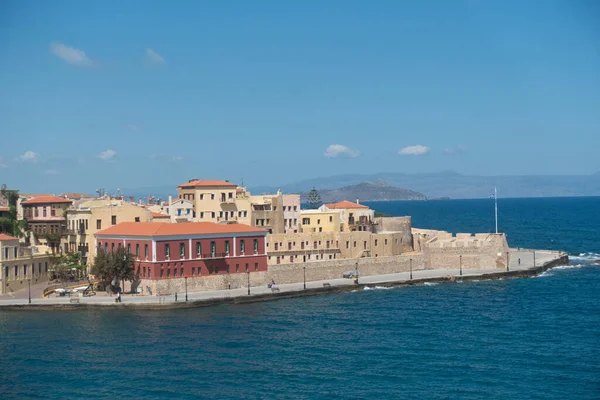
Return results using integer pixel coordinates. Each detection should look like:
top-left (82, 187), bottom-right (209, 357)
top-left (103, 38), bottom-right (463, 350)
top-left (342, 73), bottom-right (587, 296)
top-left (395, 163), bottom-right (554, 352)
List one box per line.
top-left (300, 181), bottom-right (426, 202)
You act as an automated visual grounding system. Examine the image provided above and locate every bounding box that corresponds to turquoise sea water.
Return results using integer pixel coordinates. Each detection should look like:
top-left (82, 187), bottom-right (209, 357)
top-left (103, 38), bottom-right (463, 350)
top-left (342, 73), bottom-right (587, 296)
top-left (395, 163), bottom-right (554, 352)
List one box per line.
top-left (1, 197), bottom-right (599, 399)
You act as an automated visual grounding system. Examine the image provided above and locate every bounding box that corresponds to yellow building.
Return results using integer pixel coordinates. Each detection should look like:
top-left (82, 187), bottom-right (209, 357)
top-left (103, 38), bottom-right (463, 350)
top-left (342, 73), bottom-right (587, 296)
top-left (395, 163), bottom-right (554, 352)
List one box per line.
top-left (1, 234), bottom-right (52, 295)
top-left (321, 200), bottom-right (375, 232)
top-left (299, 210), bottom-right (341, 233)
top-left (64, 198), bottom-right (151, 265)
top-left (177, 179), bottom-right (252, 225)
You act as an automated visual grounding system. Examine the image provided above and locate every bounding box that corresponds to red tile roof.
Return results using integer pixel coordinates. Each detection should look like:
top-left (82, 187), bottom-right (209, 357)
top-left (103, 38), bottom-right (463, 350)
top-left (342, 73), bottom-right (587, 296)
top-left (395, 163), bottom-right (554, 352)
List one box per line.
top-left (0, 233), bottom-right (18, 241)
top-left (96, 222), bottom-right (266, 237)
top-left (151, 212), bottom-right (169, 218)
top-left (21, 195), bottom-right (73, 205)
top-left (325, 200), bottom-right (369, 210)
top-left (0, 206), bottom-right (9, 212)
top-left (178, 179), bottom-right (236, 189)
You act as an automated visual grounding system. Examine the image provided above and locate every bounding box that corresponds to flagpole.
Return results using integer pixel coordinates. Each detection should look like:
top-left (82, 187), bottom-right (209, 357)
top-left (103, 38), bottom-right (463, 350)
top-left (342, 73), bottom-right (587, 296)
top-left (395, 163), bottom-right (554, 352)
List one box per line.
top-left (494, 187), bottom-right (498, 234)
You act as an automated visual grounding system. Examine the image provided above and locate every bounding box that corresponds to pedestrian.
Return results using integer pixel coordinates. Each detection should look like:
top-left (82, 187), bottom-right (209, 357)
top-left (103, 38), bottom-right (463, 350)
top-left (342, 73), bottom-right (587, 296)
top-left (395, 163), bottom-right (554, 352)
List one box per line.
top-left (175, 293), bottom-right (178, 302)
top-left (117, 290), bottom-right (121, 303)
top-left (518, 258), bottom-right (521, 265)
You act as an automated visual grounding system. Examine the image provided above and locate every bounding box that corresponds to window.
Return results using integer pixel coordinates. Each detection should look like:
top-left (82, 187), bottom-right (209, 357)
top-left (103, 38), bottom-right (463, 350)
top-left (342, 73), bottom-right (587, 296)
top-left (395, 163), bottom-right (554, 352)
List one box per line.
top-left (219, 211), bottom-right (223, 218)
top-left (144, 244), bottom-right (149, 259)
top-left (196, 242), bottom-right (202, 257)
top-left (375, 239), bottom-right (378, 246)
top-left (197, 266), bottom-right (201, 275)
top-left (165, 244), bottom-right (170, 258)
top-left (23, 264), bottom-right (27, 276)
top-left (43, 207), bottom-right (47, 217)
top-left (160, 269), bottom-right (164, 278)
top-left (14, 265), bottom-right (18, 277)
top-left (245, 263), bottom-right (249, 272)
top-left (313, 241), bottom-right (317, 249)
top-left (192, 267), bottom-right (196, 276)
top-left (148, 267), bottom-right (151, 277)
top-left (229, 192), bottom-right (233, 198)
top-left (210, 241), bottom-right (216, 257)
top-left (329, 216), bottom-right (333, 222)
top-left (226, 265), bottom-right (230, 273)
top-left (118, 243), bottom-right (122, 249)
top-left (274, 242), bottom-right (278, 250)
top-left (14, 247), bottom-right (17, 258)
top-left (317, 219), bottom-right (320, 225)
top-left (211, 212), bottom-right (215, 218)
top-left (127, 244), bottom-right (131, 254)
top-left (181, 267), bottom-right (184, 277)
top-left (254, 263), bottom-right (258, 271)
top-left (135, 217), bottom-right (140, 222)
top-left (364, 241), bottom-right (367, 249)
top-left (236, 264), bottom-right (239, 272)
top-left (200, 194), bottom-right (204, 200)
top-left (200, 212), bottom-right (204, 219)
top-left (224, 240), bottom-right (230, 255)
top-left (211, 194), bottom-right (215, 200)
top-left (288, 242), bottom-right (292, 250)
top-left (97, 219), bottom-right (102, 229)
top-left (240, 240), bottom-right (245, 254)
top-left (385, 239), bottom-right (388, 245)
top-left (4, 248), bottom-right (7, 260)
top-left (111, 243), bottom-right (115, 252)
top-left (111, 215), bottom-right (117, 225)
top-left (136, 244), bottom-right (140, 256)
top-left (253, 239), bottom-right (258, 254)
top-left (85, 220), bottom-right (88, 229)
top-left (180, 243), bottom-right (185, 258)
top-left (276, 256), bottom-right (280, 264)
top-left (38, 263), bottom-right (41, 274)
top-left (167, 268), bottom-right (171, 278)
top-left (178, 209), bottom-right (182, 216)
top-left (302, 218), bottom-right (310, 225)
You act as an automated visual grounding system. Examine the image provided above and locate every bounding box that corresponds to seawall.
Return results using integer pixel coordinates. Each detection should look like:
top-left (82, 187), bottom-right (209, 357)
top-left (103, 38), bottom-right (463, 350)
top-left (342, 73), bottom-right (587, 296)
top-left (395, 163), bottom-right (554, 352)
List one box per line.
top-left (0, 252), bottom-right (569, 311)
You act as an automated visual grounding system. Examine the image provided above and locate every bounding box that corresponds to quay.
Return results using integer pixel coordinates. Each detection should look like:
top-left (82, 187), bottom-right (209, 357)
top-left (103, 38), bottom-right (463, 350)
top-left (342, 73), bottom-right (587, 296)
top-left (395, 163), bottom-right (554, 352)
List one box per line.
top-left (0, 249), bottom-right (568, 310)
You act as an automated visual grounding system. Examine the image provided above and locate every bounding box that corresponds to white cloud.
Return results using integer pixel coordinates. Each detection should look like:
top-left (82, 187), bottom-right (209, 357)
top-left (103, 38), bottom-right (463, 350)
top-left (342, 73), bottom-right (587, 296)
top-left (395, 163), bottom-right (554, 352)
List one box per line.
top-left (324, 144), bottom-right (360, 158)
top-left (20, 151), bottom-right (38, 162)
top-left (399, 145), bottom-right (429, 156)
top-left (44, 169), bottom-right (60, 175)
top-left (49, 42), bottom-right (95, 67)
top-left (145, 48), bottom-right (165, 66)
top-left (444, 145), bottom-right (468, 154)
top-left (98, 149), bottom-right (116, 161)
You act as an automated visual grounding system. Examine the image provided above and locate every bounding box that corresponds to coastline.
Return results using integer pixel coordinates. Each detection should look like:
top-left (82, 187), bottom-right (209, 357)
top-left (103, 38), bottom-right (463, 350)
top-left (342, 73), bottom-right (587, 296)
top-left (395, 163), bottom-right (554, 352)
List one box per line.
top-left (0, 249), bottom-right (568, 311)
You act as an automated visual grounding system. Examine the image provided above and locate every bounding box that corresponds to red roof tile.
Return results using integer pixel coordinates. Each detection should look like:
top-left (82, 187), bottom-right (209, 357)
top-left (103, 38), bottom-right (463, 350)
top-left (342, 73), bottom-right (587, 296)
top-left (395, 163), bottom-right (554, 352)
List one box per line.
top-left (151, 212), bottom-right (169, 218)
top-left (21, 195), bottom-right (73, 205)
top-left (0, 233), bottom-right (18, 241)
top-left (96, 222), bottom-right (266, 237)
top-left (178, 179), bottom-right (236, 189)
top-left (325, 200), bottom-right (369, 210)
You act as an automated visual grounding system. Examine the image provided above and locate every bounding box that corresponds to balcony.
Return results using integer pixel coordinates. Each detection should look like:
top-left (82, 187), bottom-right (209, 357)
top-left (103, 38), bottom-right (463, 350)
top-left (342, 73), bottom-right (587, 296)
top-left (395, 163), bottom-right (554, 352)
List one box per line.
top-left (220, 197), bottom-right (235, 204)
top-left (216, 216), bottom-right (238, 224)
top-left (202, 252), bottom-right (229, 259)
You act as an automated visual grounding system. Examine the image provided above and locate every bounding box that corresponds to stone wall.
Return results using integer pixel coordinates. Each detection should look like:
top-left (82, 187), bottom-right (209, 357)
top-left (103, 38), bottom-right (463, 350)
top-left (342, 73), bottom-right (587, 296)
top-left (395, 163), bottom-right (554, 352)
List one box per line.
top-left (145, 253), bottom-right (426, 295)
top-left (423, 233), bottom-right (509, 269)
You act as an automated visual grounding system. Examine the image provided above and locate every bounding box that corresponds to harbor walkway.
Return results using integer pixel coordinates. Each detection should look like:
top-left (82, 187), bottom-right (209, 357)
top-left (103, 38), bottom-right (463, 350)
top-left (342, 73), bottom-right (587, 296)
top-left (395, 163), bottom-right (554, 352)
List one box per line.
top-left (0, 249), bottom-right (566, 308)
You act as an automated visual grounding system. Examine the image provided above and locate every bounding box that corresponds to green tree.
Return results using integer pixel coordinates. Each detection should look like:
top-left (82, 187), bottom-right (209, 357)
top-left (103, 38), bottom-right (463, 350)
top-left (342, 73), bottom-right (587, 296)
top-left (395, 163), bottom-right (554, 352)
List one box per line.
top-left (306, 187), bottom-right (322, 209)
top-left (0, 188), bottom-right (29, 238)
top-left (49, 251), bottom-right (83, 282)
top-left (91, 247), bottom-right (137, 292)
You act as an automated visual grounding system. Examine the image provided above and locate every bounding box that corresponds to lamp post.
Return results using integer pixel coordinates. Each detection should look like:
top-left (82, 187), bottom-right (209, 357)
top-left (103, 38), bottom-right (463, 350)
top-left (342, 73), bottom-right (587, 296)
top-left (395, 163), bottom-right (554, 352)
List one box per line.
top-left (459, 255), bottom-right (462, 276)
top-left (28, 278), bottom-right (31, 304)
top-left (247, 271), bottom-right (250, 295)
top-left (409, 258), bottom-right (413, 280)
top-left (506, 252), bottom-right (509, 272)
top-left (303, 266), bottom-right (306, 290)
top-left (533, 251), bottom-right (536, 267)
top-left (185, 277), bottom-right (188, 302)
top-left (355, 261), bottom-right (359, 285)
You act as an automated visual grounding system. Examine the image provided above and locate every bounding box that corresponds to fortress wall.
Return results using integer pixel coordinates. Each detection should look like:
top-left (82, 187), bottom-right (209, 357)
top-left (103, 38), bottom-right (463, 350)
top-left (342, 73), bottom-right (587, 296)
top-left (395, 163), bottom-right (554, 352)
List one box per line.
top-left (146, 253), bottom-right (426, 295)
top-left (424, 233), bottom-right (509, 269)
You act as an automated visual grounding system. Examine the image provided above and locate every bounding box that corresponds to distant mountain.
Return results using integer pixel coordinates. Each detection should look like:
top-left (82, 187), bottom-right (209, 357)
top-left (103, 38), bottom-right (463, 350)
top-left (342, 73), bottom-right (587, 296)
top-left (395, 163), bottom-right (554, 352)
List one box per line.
top-left (250, 171), bottom-right (600, 199)
top-left (300, 181), bottom-right (426, 202)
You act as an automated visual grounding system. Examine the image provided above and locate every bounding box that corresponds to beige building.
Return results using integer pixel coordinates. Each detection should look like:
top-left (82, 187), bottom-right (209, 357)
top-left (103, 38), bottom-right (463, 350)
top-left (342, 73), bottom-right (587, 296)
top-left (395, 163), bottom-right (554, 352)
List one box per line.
top-left (321, 200), bottom-right (375, 232)
top-left (1, 233), bottom-right (52, 295)
top-left (282, 194), bottom-right (300, 233)
top-left (299, 209), bottom-right (341, 233)
top-left (177, 179), bottom-right (252, 225)
top-left (266, 221), bottom-right (414, 265)
top-left (64, 197), bottom-right (152, 265)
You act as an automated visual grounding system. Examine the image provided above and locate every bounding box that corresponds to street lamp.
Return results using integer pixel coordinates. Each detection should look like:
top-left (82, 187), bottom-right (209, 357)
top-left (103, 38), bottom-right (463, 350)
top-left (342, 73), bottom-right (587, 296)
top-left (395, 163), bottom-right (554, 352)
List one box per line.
top-left (355, 261), bottom-right (359, 285)
top-left (247, 271), bottom-right (250, 295)
top-left (506, 251), bottom-right (509, 272)
top-left (28, 278), bottom-right (31, 304)
top-left (409, 258), bottom-right (413, 280)
top-left (185, 277), bottom-right (188, 302)
top-left (533, 251), bottom-right (536, 267)
top-left (303, 266), bottom-right (306, 290)
top-left (459, 255), bottom-right (462, 276)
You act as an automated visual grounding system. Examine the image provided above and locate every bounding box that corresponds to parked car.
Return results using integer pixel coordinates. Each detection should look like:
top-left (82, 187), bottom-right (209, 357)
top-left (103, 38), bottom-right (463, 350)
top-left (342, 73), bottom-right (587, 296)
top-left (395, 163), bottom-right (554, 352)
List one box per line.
top-left (343, 270), bottom-right (359, 279)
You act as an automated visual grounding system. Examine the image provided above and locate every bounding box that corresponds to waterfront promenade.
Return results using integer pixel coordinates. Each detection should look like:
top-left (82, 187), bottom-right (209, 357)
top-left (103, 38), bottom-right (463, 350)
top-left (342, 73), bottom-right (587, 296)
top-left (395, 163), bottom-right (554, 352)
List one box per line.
top-left (0, 249), bottom-right (566, 308)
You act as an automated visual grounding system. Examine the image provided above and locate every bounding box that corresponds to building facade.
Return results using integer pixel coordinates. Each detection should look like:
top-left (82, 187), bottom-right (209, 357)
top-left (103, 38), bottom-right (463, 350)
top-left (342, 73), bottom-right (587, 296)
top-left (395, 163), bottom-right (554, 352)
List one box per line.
top-left (95, 222), bottom-right (268, 292)
top-left (64, 198), bottom-right (152, 265)
top-left (321, 201), bottom-right (375, 232)
top-left (0, 234), bottom-right (52, 295)
top-left (299, 210), bottom-right (342, 233)
top-left (19, 195), bottom-right (73, 250)
top-left (282, 194), bottom-right (300, 233)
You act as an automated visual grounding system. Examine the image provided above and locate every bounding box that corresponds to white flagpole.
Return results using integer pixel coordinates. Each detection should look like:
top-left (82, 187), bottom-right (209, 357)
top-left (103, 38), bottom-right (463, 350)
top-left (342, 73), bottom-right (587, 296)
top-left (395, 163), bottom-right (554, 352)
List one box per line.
top-left (494, 187), bottom-right (498, 234)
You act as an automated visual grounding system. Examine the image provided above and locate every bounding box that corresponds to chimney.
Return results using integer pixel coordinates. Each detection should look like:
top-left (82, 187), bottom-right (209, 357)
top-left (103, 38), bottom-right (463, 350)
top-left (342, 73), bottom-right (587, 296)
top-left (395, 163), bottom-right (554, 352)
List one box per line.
top-left (356, 198), bottom-right (359, 204)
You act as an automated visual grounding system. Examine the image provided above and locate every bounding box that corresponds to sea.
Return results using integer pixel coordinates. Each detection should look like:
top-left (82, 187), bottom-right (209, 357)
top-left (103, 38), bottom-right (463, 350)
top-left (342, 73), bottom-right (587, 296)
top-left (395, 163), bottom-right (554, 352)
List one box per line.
top-left (1, 197), bottom-right (598, 399)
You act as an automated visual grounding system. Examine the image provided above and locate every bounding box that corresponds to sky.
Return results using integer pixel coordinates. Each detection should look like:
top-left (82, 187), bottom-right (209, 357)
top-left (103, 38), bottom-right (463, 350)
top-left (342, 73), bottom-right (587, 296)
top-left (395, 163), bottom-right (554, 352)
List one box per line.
top-left (0, 0), bottom-right (599, 194)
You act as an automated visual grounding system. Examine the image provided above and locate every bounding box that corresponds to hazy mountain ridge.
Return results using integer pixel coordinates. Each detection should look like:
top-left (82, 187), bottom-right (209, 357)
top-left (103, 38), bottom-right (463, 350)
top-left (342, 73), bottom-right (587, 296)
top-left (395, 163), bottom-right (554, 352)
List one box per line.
top-left (251, 171), bottom-right (600, 199)
top-left (300, 181), bottom-right (426, 203)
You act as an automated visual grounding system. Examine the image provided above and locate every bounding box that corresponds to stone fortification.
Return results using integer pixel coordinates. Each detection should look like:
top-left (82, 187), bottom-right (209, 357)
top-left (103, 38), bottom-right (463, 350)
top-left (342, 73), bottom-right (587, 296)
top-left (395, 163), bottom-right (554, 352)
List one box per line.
top-left (144, 253), bottom-right (426, 295)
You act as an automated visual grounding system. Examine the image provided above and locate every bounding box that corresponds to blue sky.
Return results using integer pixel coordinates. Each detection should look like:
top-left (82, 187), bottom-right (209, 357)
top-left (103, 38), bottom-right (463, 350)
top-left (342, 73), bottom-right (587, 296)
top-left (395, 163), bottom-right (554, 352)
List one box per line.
top-left (1, 0), bottom-right (599, 194)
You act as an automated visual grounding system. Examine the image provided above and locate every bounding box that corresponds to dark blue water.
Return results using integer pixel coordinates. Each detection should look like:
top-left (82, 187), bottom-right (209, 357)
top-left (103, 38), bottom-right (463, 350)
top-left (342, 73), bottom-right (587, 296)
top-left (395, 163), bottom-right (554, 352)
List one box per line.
top-left (1, 197), bottom-right (599, 399)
